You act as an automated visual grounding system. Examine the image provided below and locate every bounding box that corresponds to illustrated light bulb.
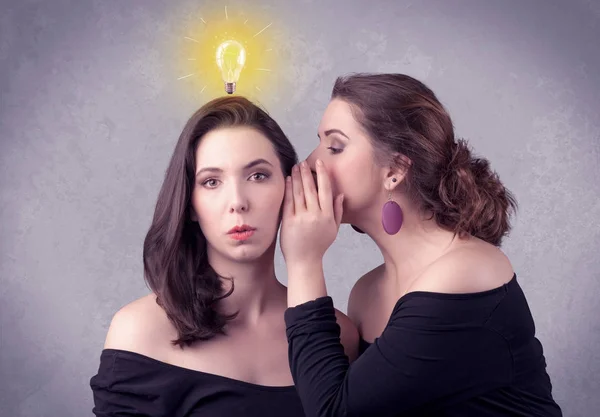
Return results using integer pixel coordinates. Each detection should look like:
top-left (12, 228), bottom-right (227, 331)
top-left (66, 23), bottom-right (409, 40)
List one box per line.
top-left (216, 40), bottom-right (246, 94)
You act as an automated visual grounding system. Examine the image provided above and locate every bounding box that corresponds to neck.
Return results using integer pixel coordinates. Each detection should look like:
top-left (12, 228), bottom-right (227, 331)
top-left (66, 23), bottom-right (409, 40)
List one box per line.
top-left (207, 242), bottom-right (286, 326)
top-left (351, 199), bottom-right (457, 291)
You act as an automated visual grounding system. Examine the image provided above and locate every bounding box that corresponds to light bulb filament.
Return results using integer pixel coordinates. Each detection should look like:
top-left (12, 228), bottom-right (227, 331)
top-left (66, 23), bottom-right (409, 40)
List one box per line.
top-left (216, 40), bottom-right (246, 94)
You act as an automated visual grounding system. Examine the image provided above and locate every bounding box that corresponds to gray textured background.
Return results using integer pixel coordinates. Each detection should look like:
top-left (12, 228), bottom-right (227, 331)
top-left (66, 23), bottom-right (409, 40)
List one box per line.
top-left (1, 0), bottom-right (599, 416)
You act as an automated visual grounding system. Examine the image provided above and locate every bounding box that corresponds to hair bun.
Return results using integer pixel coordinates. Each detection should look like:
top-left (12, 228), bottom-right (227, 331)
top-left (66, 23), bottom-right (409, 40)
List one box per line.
top-left (447, 139), bottom-right (472, 170)
top-left (437, 139), bottom-right (517, 246)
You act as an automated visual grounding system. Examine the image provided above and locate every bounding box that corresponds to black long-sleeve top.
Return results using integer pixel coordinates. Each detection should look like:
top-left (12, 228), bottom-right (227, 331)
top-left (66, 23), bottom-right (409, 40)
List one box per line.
top-left (285, 274), bottom-right (562, 416)
top-left (90, 349), bottom-right (306, 417)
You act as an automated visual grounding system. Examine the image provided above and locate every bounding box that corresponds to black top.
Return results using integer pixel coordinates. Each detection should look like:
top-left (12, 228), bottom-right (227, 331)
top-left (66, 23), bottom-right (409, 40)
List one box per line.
top-left (90, 349), bottom-right (305, 417)
top-left (285, 274), bottom-right (562, 416)
top-left (358, 337), bottom-right (371, 356)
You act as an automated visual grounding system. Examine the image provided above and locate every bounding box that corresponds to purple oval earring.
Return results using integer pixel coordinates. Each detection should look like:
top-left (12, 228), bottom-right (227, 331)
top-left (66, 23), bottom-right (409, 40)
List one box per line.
top-left (382, 179), bottom-right (403, 235)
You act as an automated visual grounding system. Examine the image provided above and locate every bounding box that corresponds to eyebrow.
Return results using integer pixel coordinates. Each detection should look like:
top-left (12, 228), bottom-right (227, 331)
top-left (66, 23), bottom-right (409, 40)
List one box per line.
top-left (318, 129), bottom-right (351, 140)
top-left (195, 158), bottom-right (274, 177)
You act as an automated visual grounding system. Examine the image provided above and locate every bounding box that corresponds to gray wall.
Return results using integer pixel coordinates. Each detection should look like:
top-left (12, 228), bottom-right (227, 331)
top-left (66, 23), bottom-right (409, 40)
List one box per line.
top-left (1, 0), bottom-right (599, 416)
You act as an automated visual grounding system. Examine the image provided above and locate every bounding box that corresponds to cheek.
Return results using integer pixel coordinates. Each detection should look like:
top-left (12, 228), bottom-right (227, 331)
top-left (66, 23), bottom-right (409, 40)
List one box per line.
top-left (252, 186), bottom-right (285, 234)
top-left (327, 153), bottom-right (370, 195)
top-left (326, 166), bottom-right (342, 197)
top-left (191, 190), bottom-right (218, 230)
top-left (329, 153), bottom-right (378, 209)
top-left (246, 179), bottom-right (285, 214)
top-left (257, 184), bottom-right (285, 212)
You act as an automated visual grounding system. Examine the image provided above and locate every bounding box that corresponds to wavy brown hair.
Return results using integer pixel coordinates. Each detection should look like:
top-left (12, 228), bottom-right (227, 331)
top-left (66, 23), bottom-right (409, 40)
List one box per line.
top-left (333, 73), bottom-right (517, 246)
top-left (143, 96), bottom-right (297, 347)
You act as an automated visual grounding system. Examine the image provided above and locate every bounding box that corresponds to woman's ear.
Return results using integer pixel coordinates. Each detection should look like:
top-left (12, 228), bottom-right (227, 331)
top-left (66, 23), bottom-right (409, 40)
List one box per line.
top-left (384, 153), bottom-right (411, 191)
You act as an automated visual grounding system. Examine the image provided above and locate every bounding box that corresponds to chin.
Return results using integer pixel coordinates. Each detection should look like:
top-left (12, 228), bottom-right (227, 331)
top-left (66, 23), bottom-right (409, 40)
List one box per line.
top-left (227, 244), bottom-right (271, 263)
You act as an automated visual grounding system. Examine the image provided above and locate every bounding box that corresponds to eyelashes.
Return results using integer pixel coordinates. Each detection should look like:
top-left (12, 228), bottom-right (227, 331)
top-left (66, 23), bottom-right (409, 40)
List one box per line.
top-left (249, 172), bottom-right (269, 181)
top-left (203, 178), bottom-right (219, 188)
top-left (327, 146), bottom-right (343, 155)
top-left (201, 172), bottom-right (271, 189)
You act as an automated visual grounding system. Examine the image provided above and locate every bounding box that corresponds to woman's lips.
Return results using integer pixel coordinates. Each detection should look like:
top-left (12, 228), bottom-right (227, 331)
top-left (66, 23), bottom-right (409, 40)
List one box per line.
top-left (227, 225), bottom-right (256, 241)
top-left (229, 230), bottom-right (255, 241)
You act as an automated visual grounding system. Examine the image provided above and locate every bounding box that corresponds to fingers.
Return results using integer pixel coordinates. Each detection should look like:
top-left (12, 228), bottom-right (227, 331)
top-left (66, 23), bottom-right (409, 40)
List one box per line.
top-left (300, 161), bottom-right (319, 211)
top-left (282, 175), bottom-right (294, 218)
top-left (291, 164), bottom-right (306, 212)
top-left (315, 159), bottom-right (334, 217)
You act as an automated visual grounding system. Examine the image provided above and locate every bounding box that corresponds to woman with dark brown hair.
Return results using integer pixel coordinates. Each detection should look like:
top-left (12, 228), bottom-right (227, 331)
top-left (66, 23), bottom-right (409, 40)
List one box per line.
top-left (89, 96), bottom-right (358, 417)
top-left (280, 73), bottom-right (562, 416)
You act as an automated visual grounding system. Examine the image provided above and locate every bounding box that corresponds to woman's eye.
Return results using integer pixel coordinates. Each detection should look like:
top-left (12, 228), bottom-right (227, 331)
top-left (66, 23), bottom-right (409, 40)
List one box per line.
top-left (202, 179), bottom-right (219, 188)
top-left (327, 146), bottom-right (343, 155)
top-left (250, 173), bottom-right (269, 181)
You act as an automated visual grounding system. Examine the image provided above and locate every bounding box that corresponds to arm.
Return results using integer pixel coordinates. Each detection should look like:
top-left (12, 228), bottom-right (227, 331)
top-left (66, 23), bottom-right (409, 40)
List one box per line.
top-left (285, 295), bottom-right (512, 417)
top-left (286, 263), bottom-right (359, 362)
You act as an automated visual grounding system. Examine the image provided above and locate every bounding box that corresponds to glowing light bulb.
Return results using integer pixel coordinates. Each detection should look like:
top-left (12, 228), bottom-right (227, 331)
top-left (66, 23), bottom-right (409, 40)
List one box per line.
top-left (215, 40), bottom-right (246, 94)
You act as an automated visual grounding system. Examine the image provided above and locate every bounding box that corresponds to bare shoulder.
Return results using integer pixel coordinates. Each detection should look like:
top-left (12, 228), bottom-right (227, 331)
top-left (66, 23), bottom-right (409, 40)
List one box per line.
top-left (334, 308), bottom-right (359, 362)
top-left (104, 293), bottom-right (175, 356)
top-left (409, 238), bottom-right (515, 295)
top-left (347, 263), bottom-right (385, 324)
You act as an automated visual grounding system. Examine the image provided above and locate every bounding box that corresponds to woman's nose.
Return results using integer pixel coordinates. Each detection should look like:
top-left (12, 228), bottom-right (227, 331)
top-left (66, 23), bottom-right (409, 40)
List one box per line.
top-left (228, 186), bottom-right (249, 213)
